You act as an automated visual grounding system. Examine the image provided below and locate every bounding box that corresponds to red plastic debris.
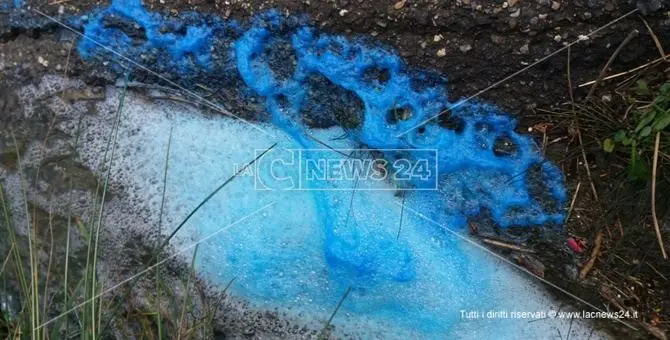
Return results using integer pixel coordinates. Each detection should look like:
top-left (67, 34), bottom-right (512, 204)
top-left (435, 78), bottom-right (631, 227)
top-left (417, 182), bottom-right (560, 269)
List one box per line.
top-left (567, 237), bottom-right (583, 253)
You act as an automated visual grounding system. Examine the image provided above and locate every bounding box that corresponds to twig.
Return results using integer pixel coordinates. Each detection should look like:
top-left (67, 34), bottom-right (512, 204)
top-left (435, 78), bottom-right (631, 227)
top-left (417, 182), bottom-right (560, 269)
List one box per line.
top-left (318, 286), bottom-right (352, 340)
top-left (0, 244), bottom-right (15, 277)
top-left (578, 54), bottom-right (669, 88)
top-left (222, 277), bottom-right (236, 295)
top-left (651, 131), bottom-right (668, 259)
top-left (568, 46), bottom-right (601, 204)
top-left (580, 231), bottom-right (604, 280)
top-left (639, 16), bottom-right (667, 61)
top-left (565, 182), bottom-right (582, 223)
top-left (640, 322), bottom-right (668, 340)
top-left (160, 143), bottom-right (277, 250)
top-left (647, 263), bottom-right (668, 281)
top-left (147, 93), bottom-right (202, 107)
top-left (481, 238), bottom-right (536, 253)
top-left (306, 134), bottom-right (361, 159)
top-left (342, 178), bottom-right (359, 229)
top-left (396, 192), bottom-right (406, 240)
top-left (587, 29), bottom-right (639, 99)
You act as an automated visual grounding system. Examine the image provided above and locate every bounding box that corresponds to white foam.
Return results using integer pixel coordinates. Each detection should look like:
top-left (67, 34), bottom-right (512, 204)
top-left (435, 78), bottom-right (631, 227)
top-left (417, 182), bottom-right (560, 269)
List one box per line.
top-left (10, 75), bottom-right (612, 339)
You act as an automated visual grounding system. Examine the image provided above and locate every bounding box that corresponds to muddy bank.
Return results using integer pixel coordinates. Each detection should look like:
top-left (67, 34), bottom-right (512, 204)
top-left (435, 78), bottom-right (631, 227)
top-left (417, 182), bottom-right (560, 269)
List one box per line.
top-left (13, 0), bottom-right (670, 115)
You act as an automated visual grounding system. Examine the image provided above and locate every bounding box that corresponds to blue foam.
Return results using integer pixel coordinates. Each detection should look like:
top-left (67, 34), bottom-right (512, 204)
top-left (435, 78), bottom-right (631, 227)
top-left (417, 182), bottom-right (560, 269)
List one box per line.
top-left (0, 0), bottom-right (22, 9)
top-left (73, 1), bottom-right (569, 336)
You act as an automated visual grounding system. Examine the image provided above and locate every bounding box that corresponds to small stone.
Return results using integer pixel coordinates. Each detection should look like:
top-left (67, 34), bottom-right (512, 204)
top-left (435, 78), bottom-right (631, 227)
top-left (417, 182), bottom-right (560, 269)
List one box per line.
top-left (421, 41), bottom-right (427, 49)
top-left (459, 44), bottom-right (472, 53)
top-left (37, 56), bottom-right (48, 67)
top-left (551, 1), bottom-right (561, 10)
top-left (510, 8), bottom-right (521, 17)
top-left (436, 48), bottom-right (447, 57)
top-left (58, 5), bottom-right (64, 14)
top-left (578, 34), bottom-right (590, 41)
top-left (565, 264), bottom-right (579, 281)
top-left (462, 0), bottom-right (471, 4)
top-left (490, 34), bottom-right (504, 44)
top-left (519, 44), bottom-right (529, 54)
top-left (601, 94), bottom-right (612, 102)
top-left (508, 0), bottom-right (519, 5)
top-left (243, 327), bottom-right (255, 336)
top-left (554, 35), bottom-right (562, 42)
top-left (433, 34), bottom-right (443, 42)
top-left (502, 1), bottom-right (508, 8)
top-left (538, 13), bottom-right (548, 19)
top-left (530, 17), bottom-right (539, 25)
top-left (393, 0), bottom-right (406, 10)
top-left (508, 18), bottom-right (518, 28)
top-left (339, 9), bottom-right (348, 16)
top-left (584, 11), bottom-right (592, 19)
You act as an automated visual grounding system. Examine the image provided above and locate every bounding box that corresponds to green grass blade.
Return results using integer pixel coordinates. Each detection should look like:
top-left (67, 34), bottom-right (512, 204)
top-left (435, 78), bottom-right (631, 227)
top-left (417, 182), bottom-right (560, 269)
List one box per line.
top-left (156, 127), bottom-right (173, 340)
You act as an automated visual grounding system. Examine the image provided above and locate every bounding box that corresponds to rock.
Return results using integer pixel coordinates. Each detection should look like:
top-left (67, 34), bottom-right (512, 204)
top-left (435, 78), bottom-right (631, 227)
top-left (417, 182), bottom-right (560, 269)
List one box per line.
top-left (510, 8), bottom-right (521, 17)
top-left (490, 34), bottom-right (504, 45)
top-left (393, 0), bottom-right (406, 10)
top-left (554, 35), bottom-right (562, 42)
top-left (436, 48), bottom-right (447, 57)
top-left (459, 44), bottom-right (472, 53)
top-left (339, 9), bottom-right (348, 16)
top-left (508, 18), bottom-right (518, 28)
top-left (433, 34), bottom-right (443, 42)
top-left (551, 1), bottom-right (561, 10)
top-left (519, 43), bottom-right (529, 54)
top-left (565, 264), bottom-right (579, 281)
top-left (37, 56), bottom-right (48, 67)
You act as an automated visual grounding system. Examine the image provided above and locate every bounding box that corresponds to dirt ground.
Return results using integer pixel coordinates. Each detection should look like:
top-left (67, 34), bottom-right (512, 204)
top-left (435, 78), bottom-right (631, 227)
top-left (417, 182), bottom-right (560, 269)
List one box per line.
top-left (2, 0), bottom-right (670, 339)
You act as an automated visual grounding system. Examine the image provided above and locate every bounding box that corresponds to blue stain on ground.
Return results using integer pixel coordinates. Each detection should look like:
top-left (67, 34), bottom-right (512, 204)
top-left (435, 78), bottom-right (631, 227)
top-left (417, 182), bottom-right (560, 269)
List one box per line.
top-left (0, 0), bottom-right (21, 10)
top-left (72, 0), bottom-right (568, 336)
